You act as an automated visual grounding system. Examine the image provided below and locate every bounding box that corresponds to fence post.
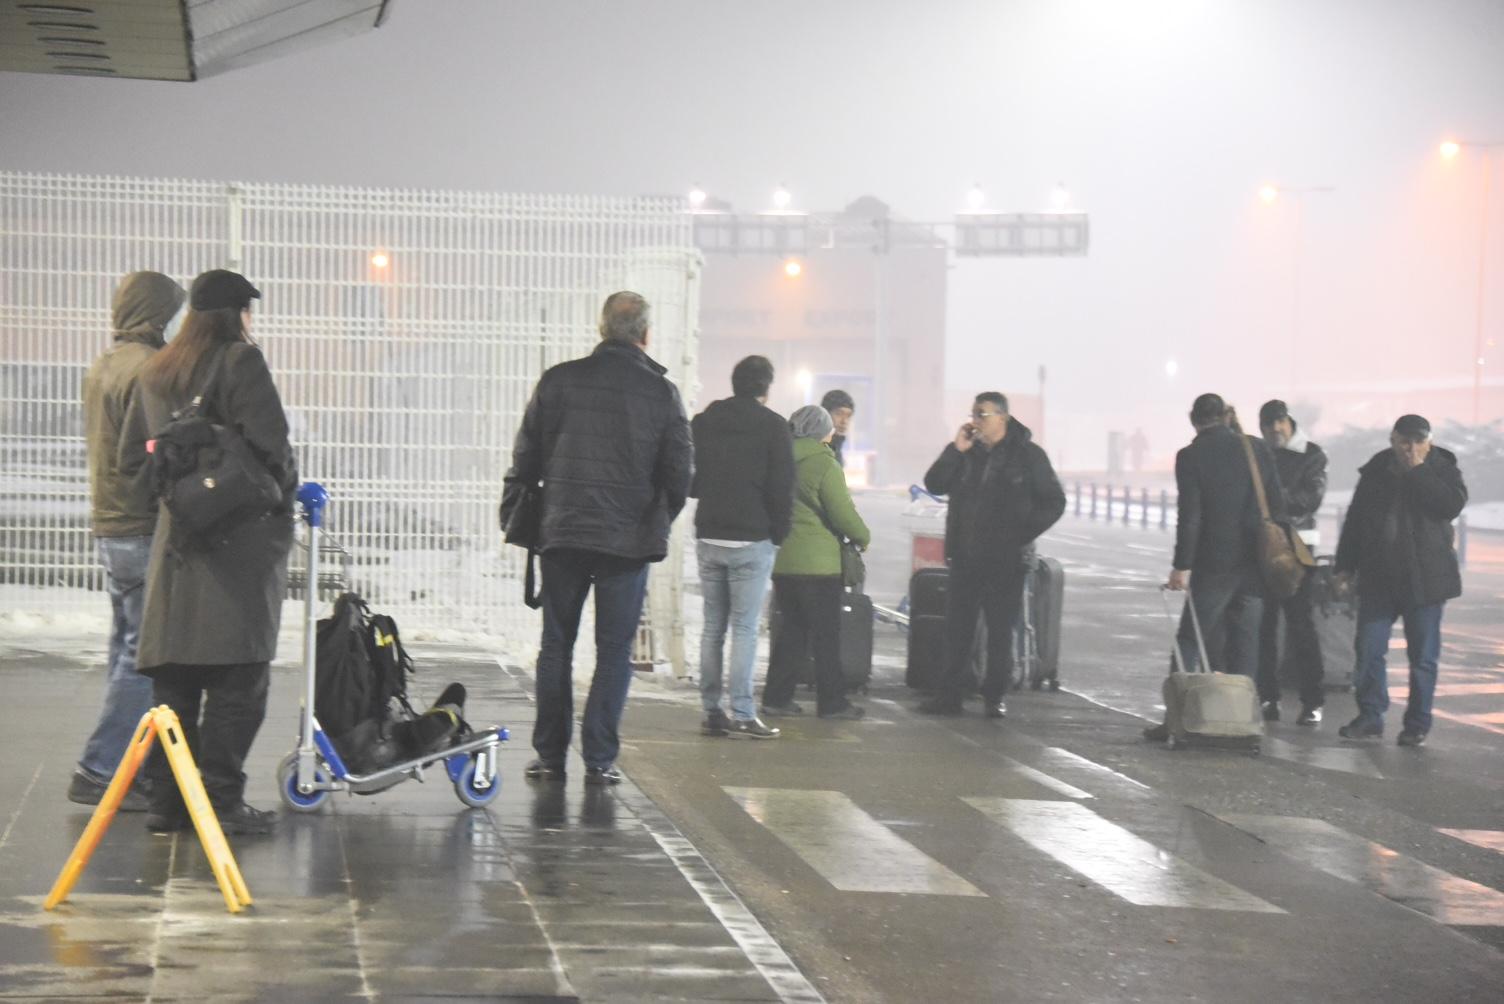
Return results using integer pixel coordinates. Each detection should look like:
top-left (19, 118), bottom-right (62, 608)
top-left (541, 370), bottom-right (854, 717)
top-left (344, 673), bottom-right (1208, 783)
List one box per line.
top-left (1090, 483), bottom-right (1098, 520)
top-left (1122, 486), bottom-right (1131, 525)
top-left (1160, 489), bottom-right (1169, 530)
top-left (1074, 481), bottom-right (1081, 517)
top-left (1141, 488), bottom-right (1149, 528)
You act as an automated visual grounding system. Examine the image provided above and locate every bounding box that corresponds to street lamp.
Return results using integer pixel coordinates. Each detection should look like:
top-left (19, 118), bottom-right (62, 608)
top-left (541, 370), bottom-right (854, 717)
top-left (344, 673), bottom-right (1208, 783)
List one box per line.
top-left (1440, 138), bottom-right (1504, 425)
top-left (688, 185), bottom-right (707, 210)
top-left (772, 184), bottom-right (792, 211)
top-left (966, 184), bottom-right (986, 213)
top-left (783, 258), bottom-right (803, 278)
top-left (370, 251), bottom-right (389, 269)
top-left (1259, 183), bottom-right (1335, 388)
top-left (1050, 183), bottom-right (1072, 212)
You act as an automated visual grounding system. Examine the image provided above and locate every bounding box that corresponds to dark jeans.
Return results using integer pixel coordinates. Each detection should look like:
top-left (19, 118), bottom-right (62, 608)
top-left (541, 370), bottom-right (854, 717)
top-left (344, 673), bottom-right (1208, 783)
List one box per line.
top-left (533, 549), bottom-right (649, 770)
top-left (942, 557), bottom-right (1027, 704)
top-left (147, 662), bottom-right (271, 817)
top-left (764, 575), bottom-right (850, 716)
top-left (1257, 571), bottom-right (1326, 707)
top-left (1176, 568), bottom-right (1263, 677)
top-left (1353, 594), bottom-right (1443, 734)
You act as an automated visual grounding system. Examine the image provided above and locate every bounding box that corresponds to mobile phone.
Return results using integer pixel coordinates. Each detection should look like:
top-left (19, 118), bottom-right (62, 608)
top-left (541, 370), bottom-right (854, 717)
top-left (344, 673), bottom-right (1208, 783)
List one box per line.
top-left (963, 424), bottom-right (976, 440)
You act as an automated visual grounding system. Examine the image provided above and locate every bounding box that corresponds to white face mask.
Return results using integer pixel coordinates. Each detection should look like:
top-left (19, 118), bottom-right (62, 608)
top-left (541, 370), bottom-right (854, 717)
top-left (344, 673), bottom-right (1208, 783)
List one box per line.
top-left (162, 301), bottom-right (189, 343)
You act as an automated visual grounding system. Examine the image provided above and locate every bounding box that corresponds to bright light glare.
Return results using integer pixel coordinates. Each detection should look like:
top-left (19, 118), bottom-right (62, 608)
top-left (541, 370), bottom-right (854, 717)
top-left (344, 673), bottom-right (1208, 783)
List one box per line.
top-left (783, 259), bottom-right (802, 278)
top-left (1050, 184), bottom-right (1071, 211)
top-left (1165, 359), bottom-right (1179, 378)
top-left (1440, 140), bottom-right (1462, 160)
top-left (966, 185), bottom-right (985, 212)
top-left (1258, 185), bottom-right (1279, 204)
top-left (370, 252), bottom-right (389, 269)
top-left (688, 186), bottom-right (707, 207)
top-left (795, 369), bottom-right (814, 392)
top-left (772, 185), bottom-right (792, 210)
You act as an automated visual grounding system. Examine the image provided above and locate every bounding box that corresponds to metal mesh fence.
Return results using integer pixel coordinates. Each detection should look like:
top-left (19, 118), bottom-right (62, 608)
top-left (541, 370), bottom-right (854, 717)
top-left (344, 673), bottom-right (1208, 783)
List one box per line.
top-left (0, 172), bottom-right (700, 648)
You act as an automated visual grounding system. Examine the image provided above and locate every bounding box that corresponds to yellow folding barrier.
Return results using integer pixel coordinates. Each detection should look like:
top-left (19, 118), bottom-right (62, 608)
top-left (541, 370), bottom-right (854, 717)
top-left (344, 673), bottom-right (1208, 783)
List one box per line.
top-left (45, 705), bottom-right (252, 915)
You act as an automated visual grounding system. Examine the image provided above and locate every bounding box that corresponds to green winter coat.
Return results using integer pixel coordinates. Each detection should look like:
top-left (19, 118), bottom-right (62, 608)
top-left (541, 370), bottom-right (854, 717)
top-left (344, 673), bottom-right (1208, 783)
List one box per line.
top-left (772, 437), bottom-right (870, 577)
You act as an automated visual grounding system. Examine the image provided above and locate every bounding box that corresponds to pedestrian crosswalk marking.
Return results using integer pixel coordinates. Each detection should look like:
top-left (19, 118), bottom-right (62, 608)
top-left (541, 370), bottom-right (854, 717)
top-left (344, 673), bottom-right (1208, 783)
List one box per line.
top-left (1040, 747), bottom-right (1151, 791)
top-left (964, 798), bottom-right (1285, 913)
top-left (1262, 737), bottom-right (1384, 779)
top-left (1222, 815), bottom-right (1504, 927)
top-left (1437, 829), bottom-right (1504, 855)
top-left (1002, 759), bottom-right (1093, 800)
top-left (723, 788), bottom-right (985, 897)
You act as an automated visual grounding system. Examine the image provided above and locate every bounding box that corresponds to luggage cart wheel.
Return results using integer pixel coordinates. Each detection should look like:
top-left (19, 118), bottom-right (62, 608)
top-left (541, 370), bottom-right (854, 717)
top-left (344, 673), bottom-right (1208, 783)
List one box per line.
top-left (277, 754), bottom-right (332, 813)
top-left (454, 756), bottom-right (501, 808)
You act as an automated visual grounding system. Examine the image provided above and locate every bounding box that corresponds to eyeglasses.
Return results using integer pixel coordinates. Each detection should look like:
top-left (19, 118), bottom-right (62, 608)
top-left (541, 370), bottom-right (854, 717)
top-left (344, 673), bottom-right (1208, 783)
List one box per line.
top-left (970, 410), bottom-right (1002, 420)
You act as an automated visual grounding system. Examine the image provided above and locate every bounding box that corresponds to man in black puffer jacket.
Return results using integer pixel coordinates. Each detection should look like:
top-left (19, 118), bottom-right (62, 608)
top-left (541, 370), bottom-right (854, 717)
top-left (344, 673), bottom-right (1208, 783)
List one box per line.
top-left (917, 392), bottom-right (1066, 718)
top-left (501, 291), bottom-right (693, 785)
top-left (1334, 414), bottom-right (1467, 747)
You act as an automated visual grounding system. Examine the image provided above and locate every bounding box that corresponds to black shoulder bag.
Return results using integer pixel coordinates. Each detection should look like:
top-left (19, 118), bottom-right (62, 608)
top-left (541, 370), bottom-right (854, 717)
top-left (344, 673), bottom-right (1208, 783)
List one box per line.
top-left (149, 347), bottom-right (283, 545)
top-left (500, 476), bottom-right (544, 609)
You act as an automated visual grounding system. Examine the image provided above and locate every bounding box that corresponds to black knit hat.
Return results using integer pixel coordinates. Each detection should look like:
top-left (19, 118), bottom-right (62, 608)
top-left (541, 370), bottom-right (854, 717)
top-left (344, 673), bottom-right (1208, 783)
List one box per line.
top-left (190, 269), bottom-right (261, 311)
top-left (1392, 414), bottom-right (1431, 440)
top-left (1259, 399), bottom-right (1294, 430)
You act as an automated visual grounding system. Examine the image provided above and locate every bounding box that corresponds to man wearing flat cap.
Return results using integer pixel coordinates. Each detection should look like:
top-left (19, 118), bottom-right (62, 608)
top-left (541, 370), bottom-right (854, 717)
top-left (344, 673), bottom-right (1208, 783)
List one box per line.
top-left (1334, 415), bottom-right (1468, 746)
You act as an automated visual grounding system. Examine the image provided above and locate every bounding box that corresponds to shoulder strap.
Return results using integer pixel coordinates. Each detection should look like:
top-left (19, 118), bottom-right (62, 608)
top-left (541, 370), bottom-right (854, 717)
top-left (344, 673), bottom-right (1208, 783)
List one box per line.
top-left (1239, 433), bottom-right (1273, 521)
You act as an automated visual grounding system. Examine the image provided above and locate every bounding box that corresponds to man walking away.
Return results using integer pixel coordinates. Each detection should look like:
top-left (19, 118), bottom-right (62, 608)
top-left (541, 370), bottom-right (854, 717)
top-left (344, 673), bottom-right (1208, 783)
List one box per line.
top-left (501, 292), bottom-right (693, 785)
top-left (1146, 393), bottom-right (1285, 742)
top-left (821, 389), bottom-right (855, 468)
top-left (1257, 400), bottom-right (1328, 725)
top-left (917, 392), bottom-right (1065, 718)
top-left (1334, 415), bottom-right (1467, 746)
top-left (692, 355), bottom-right (794, 739)
top-left (71, 271), bottom-right (186, 810)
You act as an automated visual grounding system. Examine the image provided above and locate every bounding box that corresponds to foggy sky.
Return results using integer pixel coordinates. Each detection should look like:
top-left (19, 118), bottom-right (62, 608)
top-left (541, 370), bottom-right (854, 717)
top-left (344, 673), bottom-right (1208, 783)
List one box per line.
top-left (3, 0), bottom-right (1502, 469)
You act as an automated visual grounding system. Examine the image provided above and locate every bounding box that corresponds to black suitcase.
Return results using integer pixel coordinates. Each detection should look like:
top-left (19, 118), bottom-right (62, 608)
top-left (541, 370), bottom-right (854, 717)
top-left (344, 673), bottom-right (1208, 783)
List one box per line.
top-left (770, 586), bottom-right (873, 694)
top-left (1022, 555), bottom-right (1065, 690)
top-left (906, 568), bottom-right (951, 691)
top-left (1275, 559), bottom-right (1356, 692)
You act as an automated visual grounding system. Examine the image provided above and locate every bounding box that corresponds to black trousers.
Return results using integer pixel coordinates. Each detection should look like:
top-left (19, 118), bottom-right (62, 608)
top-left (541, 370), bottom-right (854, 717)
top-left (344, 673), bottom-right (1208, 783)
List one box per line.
top-left (943, 557), bottom-right (1027, 704)
top-left (763, 575), bottom-right (849, 715)
top-left (146, 662), bottom-right (270, 816)
top-left (1257, 570), bottom-right (1325, 706)
top-left (1175, 568), bottom-right (1263, 678)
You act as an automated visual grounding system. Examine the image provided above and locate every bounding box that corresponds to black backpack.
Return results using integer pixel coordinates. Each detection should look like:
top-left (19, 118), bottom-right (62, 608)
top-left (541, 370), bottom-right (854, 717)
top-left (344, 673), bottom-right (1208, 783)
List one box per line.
top-left (315, 593), bottom-right (414, 744)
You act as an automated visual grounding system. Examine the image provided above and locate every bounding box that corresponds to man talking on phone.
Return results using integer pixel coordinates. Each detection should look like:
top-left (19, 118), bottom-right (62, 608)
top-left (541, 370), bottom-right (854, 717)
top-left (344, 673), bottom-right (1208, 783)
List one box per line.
top-left (917, 392), bottom-right (1065, 717)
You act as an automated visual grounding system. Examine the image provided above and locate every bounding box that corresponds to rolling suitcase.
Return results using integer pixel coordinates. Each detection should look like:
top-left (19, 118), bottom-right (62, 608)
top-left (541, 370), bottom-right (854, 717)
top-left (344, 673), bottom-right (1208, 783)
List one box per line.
top-left (906, 567), bottom-right (951, 691)
top-left (770, 585), bottom-right (873, 695)
top-left (1161, 587), bottom-right (1263, 753)
top-left (1019, 555), bottom-right (1065, 690)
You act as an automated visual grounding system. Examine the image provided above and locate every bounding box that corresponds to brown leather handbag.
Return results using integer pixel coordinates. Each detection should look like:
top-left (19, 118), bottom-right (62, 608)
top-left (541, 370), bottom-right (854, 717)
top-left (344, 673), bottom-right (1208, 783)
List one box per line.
top-left (1240, 434), bottom-right (1316, 600)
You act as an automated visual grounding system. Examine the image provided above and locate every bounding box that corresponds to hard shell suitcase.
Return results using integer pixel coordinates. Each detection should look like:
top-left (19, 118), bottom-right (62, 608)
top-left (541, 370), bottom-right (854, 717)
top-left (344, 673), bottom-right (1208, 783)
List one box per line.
top-left (770, 586), bottom-right (874, 694)
top-left (905, 567), bottom-right (951, 691)
top-left (1018, 555), bottom-right (1065, 689)
top-left (1161, 588), bottom-right (1263, 752)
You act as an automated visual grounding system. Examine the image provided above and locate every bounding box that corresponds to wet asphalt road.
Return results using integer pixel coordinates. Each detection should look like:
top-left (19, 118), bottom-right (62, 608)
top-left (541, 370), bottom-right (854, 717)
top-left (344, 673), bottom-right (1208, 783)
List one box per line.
top-left (1, 494), bottom-right (1501, 1002)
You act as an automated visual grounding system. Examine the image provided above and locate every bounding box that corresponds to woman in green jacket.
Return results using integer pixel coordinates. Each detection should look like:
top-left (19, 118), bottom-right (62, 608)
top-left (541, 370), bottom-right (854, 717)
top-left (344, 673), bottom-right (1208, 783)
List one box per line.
top-left (761, 405), bottom-right (870, 719)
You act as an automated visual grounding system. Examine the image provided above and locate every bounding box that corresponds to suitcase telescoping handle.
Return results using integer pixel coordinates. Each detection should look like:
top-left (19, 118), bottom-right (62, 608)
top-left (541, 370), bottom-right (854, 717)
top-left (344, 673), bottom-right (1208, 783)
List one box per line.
top-left (1161, 585), bottom-right (1213, 675)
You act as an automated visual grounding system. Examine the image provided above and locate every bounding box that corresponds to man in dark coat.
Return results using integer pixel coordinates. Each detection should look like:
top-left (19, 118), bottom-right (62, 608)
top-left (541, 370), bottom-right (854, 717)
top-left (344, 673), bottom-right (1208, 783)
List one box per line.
top-left (1146, 394), bottom-right (1285, 741)
top-left (916, 392), bottom-right (1065, 717)
top-left (502, 291), bottom-right (693, 784)
top-left (1256, 399), bottom-right (1329, 725)
top-left (820, 388), bottom-right (855, 468)
top-left (72, 271), bottom-right (185, 811)
top-left (691, 355), bottom-right (794, 739)
top-left (1334, 414), bottom-right (1467, 746)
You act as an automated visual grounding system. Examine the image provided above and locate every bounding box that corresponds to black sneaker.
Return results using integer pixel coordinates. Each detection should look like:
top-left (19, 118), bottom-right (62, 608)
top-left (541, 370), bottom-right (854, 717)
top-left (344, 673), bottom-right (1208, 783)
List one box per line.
top-left (759, 701), bottom-right (805, 718)
top-left (1261, 701), bottom-right (1281, 722)
top-left (1296, 704), bottom-right (1323, 726)
top-left (1396, 729), bottom-right (1427, 747)
top-left (218, 803), bottom-right (276, 836)
top-left (984, 701), bottom-right (1007, 719)
top-left (1337, 717), bottom-right (1383, 741)
top-left (68, 770), bottom-right (150, 813)
top-left (726, 717), bottom-right (780, 739)
top-left (701, 710), bottom-right (731, 737)
top-left (818, 703), bottom-right (866, 721)
top-left (917, 696), bottom-right (963, 716)
top-left (584, 765), bottom-right (623, 786)
top-left (524, 759), bottom-right (566, 781)
top-left (1143, 722), bottom-right (1170, 742)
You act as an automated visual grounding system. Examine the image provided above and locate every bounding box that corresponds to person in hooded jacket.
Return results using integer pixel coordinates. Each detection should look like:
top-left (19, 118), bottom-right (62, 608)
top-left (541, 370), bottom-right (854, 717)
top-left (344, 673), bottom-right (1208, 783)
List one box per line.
top-left (1334, 414), bottom-right (1468, 746)
top-left (917, 392), bottom-right (1066, 717)
top-left (129, 270), bottom-right (297, 835)
top-left (760, 405), bottom-right (870, 720)
top-left (70, 271), bottom-right (186, 812)
top-left (691, 355), bottom-right (794, 739)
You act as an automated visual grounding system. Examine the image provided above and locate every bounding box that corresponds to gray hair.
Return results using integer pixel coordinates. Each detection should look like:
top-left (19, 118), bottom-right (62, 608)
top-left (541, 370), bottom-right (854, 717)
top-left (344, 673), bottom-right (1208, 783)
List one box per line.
top-left (789, 404), bottom-right (834, 441)
top-left (599, 290), bottom-right (651, 344)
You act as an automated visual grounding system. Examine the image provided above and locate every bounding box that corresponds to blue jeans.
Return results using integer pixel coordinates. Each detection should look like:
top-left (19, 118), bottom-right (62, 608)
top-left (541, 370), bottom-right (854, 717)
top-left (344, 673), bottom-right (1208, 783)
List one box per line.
top-left (697, 540), bottom-right (776, 720)
top-left (533, 549), bottom-right (650, 770)
top-left (1353, 595), bottom-right (1444, 734)
top-left (79, 535), bottom-right (156, 781)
